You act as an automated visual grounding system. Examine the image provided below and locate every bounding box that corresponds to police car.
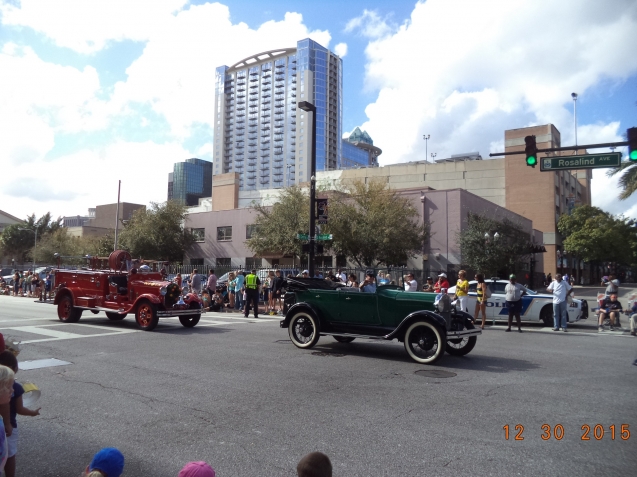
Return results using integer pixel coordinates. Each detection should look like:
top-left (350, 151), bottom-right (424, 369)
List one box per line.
top-left (447, 279), bottom-right (588, 326)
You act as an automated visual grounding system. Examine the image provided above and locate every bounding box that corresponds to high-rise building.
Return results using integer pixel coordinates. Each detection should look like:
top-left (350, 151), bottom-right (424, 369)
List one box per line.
top-left (214, 38), bottom-right (343, 190)
top-left (171, 158), bottom-right (212, 206)
top-left (167, 172), bottom-right (174, 201)
top-left (341, 127), bottom-right (382, 168)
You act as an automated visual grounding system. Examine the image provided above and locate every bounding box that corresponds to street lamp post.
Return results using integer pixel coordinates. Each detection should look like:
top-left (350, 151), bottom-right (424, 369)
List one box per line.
top-left (571, 92), bottom-right (578, 148)
top-left (298, 100), bottom-right (317, 277)
top-left (18, 227), bottom-right (38, 272)
top-left (423, 135), bottom-right (430, 162)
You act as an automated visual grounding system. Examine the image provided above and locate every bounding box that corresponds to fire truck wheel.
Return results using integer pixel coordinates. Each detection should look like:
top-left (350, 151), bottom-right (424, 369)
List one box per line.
top-left (135, 300), bottom-right (159, 331)
top-left (106, 312), bottom-right (126, 321)
top-left (57, 295), bottom-right (82, 323)
top-left (179, 302), bottom-right (201, 328)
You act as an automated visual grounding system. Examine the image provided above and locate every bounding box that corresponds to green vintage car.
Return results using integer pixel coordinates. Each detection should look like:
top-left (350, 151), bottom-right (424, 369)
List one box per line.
top-left (280, 277), bottom-right (481, 364)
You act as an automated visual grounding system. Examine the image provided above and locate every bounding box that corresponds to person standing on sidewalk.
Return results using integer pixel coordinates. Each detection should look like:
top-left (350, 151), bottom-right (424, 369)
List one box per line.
top-left (546, 273), bottom-right (573, 332)
top-left (505, 274), bottom-right (528, 333)
top-left (234, 271), bottom-right (245, 311)
top-left (628, 300), bottom-right (637, 336)
top-left (455, 270), bottom-right (469, 313)
top-left (244, 269), bottom-right (260, 318)
top-left (206, 270), bottom-right (218, 296)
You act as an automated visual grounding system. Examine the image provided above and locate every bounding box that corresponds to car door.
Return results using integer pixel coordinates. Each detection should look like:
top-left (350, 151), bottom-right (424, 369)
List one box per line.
top-left (305, 288), bottom-right (342, 324)
top-left (487, 281), bottom-right (508, 319)
top-left (337, 288), bottom-right (380, 324)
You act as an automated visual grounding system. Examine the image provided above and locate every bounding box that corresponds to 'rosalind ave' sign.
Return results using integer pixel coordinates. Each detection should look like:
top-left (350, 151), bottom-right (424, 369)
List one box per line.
top-left (540, 152), bottom-right (621, 171)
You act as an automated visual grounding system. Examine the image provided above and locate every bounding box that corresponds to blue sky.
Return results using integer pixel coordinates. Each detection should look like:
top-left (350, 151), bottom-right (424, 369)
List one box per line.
top-left (1, 0), bottom-right (636, 220)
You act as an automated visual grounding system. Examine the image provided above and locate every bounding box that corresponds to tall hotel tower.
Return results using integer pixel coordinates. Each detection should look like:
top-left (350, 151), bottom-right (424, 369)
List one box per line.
top-left (214, 39), bottom-right (343, 190)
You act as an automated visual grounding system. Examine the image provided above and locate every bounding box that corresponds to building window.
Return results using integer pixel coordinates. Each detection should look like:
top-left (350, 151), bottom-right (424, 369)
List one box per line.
top-left (245, 257), bottom-right (263, 269)
top-left (190, 258), bottom-right (204, 265)
top-left (216, 257), bottom-right (231, 267)
top-left (192, 228), bottom-right (205, 242)
top-left (246, 224), bottom-right (260, 239)
top-left (217, 226), bottom-right (233, 241)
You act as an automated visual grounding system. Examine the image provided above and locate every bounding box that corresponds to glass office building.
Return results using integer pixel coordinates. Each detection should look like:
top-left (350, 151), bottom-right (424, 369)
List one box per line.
top-left (171, 158), bottom-right (213, 206)
top-left (214, 39), bottom-right (342, 190)
top-left (341, 127), bottom-right (382, 169)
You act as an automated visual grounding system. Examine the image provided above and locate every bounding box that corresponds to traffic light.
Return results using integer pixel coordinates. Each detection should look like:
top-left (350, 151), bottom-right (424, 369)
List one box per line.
top-left (524, 135), bottom-right (538, 168)
top-left (628, 127), bottom-right (637, 162)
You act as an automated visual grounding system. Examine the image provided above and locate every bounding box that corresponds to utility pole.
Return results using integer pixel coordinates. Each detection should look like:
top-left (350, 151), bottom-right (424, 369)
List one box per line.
top-left (114, 180), bottom-right (121, 251)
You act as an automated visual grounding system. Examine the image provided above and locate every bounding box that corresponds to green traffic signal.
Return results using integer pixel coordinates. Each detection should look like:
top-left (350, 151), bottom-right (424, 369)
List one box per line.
top-left (628, 127), bottom-right (637, 162)
top-left (524, 135), bottom-right (538, 168)
top-left (526, 155), bottom-right (537, 166)
top-left (630, 149), bottom-right (637, 161)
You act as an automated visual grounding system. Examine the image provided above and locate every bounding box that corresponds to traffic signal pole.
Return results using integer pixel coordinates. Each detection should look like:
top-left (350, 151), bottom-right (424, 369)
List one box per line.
top-left (490, 139), bottom-right (631, 157)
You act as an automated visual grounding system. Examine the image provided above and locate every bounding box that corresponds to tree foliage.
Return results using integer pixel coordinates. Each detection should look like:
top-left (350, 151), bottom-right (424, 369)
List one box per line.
top-left (326, 180), bottom-right (430, 267)
top-left (118, 201), bottom-right (194, 262)
top-left (32, 229), bottom-right (111, 265)
top-left (457, 213), bottom-right (531, 277)
top-left (557, 205), bottom-right (637, 266)
top-left (0, 212), bottom-right (62, 262)
top-left (245, 187), bottom-right (310, 259)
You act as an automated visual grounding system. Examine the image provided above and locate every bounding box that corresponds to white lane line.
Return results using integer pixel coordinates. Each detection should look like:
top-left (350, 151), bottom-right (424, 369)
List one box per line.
top-left (20, 331), bottom-right (141, 344)
top-left (20, 358), bottom-right (72, 370)
top-left (4, 326), bottom-right (84, 339)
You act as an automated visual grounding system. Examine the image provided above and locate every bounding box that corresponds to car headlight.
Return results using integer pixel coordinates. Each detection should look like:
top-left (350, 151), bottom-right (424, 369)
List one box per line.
top-left (160, 286), bottom-right (167, 296)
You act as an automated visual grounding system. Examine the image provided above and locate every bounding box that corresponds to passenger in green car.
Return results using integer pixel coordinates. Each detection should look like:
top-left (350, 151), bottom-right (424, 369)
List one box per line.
top-left (359, 271), bottom-right (377, 292)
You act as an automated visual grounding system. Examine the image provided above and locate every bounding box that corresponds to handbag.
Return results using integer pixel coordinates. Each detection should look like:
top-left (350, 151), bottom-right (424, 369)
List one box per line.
top-left (484, 284), bottom-right (492, 299)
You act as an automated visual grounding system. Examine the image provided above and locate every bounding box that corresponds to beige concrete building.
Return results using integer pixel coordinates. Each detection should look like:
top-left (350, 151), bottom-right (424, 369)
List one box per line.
top-left (62, 202), bottom-right (146, 238)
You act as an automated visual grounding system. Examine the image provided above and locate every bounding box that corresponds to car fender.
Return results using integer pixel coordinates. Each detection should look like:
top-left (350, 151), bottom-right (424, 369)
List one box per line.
top-left (452, 309), bottom-right (475, 326)
top-left (133, 294), bottom-right (162, 308)
top-left (184, 293), bottom-right (203, 305)
top-left (387, 310), bottom-right (447, 340)
top-left (280, 302), bottom-right (323, 329)
top-left (53, 287), bottom-right (72, 305)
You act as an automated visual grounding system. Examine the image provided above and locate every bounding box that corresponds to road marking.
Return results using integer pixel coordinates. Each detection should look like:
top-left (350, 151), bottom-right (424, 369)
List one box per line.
top-left (20, 358), bottom-right (72, 370)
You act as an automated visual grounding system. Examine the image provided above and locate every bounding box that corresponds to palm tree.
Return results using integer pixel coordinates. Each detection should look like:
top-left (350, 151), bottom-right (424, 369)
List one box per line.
top-left (607, 161), bottom-right (637, 200)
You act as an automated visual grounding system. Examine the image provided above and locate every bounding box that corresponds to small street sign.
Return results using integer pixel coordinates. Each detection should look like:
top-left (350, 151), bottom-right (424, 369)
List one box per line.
top-left (316, 234), bottom-right (333, 241)
top-left (296, 233), bottom-right (309, 240)
top-left (540, 152), bottom-right (621, 171)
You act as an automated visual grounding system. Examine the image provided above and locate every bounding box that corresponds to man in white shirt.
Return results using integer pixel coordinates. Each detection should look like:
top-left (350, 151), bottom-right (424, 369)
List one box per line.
top-left (547, 273), bottom-right (573, 332)
top-left (403, 273), bottom-right (418, 292)
top-left (505, 274), bottom-right (530, 332)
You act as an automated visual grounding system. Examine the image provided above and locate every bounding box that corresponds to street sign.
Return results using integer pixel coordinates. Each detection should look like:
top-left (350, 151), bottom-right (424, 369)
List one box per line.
top-left (316, 234), bottom-right (333, 241)
top-left (540, 152), bottom-right (621, 171)
top-left (296, 233), bottom-right (309, 240)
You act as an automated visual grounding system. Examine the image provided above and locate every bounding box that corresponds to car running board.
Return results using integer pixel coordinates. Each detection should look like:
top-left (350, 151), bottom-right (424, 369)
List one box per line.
top-left (72, 305), bottom-right (206, 316)
top-left (321, 328), bottom-right (481, 341)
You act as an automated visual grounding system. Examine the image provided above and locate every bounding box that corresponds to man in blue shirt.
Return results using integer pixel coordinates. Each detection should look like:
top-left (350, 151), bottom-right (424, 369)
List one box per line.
top-left (359, 271), bottom-right (377, 293)
top-left (234, 271), bottom-right (245, 311)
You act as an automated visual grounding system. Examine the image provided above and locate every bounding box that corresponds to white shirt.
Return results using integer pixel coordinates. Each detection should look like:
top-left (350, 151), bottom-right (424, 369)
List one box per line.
top-left (404, 279), bottom-right (418, 292)
top-left (339, 273), bottom-right (347, 282)
top-left (547, 280), bottom-right (572, 304)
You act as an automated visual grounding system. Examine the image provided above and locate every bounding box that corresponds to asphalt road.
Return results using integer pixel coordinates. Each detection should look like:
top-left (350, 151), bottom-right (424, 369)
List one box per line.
top-left (1, 293), bottom-right (636, 476)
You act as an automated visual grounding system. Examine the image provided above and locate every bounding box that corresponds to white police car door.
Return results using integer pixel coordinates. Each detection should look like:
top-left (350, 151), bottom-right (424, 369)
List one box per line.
top-left (486, 281), bottom-right (507, 319)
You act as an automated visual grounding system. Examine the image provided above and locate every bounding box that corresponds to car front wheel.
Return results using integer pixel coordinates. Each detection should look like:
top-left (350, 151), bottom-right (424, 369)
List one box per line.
top-left (540, 306), bottom-right (553, 327)
top-left (404, 321), bottom-right (444, 364)
top-left (446, 321), bottom-right (477, 356)
top-left (288, 311), bottom-right (320, 349)
top-left (135, 300), bottom-right (159, 331)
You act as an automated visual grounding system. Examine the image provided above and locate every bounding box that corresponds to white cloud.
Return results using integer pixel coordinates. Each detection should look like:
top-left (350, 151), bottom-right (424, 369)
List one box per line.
top-left (352, 0), bottom-right (637, 214)
top-left (334, 42), bottom-right (348, 57)
top-left (0, 0), bottom-right (188, 54)
top-left (345, 10), bottom-right (395, 39)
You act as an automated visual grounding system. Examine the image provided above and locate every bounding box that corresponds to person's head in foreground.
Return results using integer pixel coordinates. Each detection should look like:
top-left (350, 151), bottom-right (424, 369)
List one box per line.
top-left (297, 452), bottom-right (332, 477)
top-left (178, 461), bottom-right (215, 477)
top-left (82, 448), bottom-right (125, 477)
top-left (0, 365), bottom-right (15, 405)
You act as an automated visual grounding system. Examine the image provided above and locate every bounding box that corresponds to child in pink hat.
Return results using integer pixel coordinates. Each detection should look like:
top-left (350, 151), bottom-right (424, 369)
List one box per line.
top-left (178, 461), bottom-right (215, 477)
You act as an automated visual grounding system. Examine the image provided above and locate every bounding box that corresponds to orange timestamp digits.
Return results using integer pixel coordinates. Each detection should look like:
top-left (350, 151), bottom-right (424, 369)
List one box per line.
top-left (503, 424), bottom-right (630, 440)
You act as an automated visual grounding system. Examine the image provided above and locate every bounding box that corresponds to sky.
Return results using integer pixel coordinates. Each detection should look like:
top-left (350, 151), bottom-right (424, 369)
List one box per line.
top-left (1, 0), bottom-right (636, 222)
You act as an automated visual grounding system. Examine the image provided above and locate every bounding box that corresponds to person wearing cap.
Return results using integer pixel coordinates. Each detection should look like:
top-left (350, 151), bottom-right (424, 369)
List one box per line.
top-left (244, 269), bottom-right (261, 318)
top-left (505, 274), bottom-right (529, 332)
top-left (82, 448), bottom-right (125, 477)
top-left (179, 461), bottom-right (215, 477)
top-left (359, 271), bottom-right (377, 293)
top-left (422, 277), bottom-right (434, 292)
top-left (434, 273), bottom-right (450, 293)
top-left (547, 272), bottom-right (573, 332)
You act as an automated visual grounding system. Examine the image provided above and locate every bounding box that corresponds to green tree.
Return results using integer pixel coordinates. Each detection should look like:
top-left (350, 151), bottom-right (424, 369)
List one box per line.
top-left (0, 212), bottom-right (62, 262)
top-left (326, 180), bottom-right (430, 267)
top-left (118, 201), bottom-right (194, 262)
top-left (557, 205), bottom-right (636, 268)
top-left (457, 213), bottom-right (531, 277)
top-left (245, 187), bottom-right (310, 261)
top-left (607, 160), bottom-right (637, 200)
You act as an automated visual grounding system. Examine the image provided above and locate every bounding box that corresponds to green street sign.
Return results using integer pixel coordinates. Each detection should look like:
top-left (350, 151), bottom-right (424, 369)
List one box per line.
top-left (316, 234), bottom-right (333, 241)
top-left (540, 152), bottom-right (622, 171)
top-left (296, 233), bottom-right (309, 240)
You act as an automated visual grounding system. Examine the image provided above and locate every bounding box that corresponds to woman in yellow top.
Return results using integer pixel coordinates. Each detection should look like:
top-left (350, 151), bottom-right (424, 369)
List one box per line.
top-left (474, 273), bottom-right (488, 329)
top-left (455, 270), bottom-right (469, 313)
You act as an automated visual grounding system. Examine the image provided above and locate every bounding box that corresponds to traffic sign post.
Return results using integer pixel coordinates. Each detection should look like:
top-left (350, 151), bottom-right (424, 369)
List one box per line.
top-left (539, 152), bottom-right (622, 171)
top-left (296, 233), bottom-right (309, 240)
top-left (316, 234), bottom-right (332, 241)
